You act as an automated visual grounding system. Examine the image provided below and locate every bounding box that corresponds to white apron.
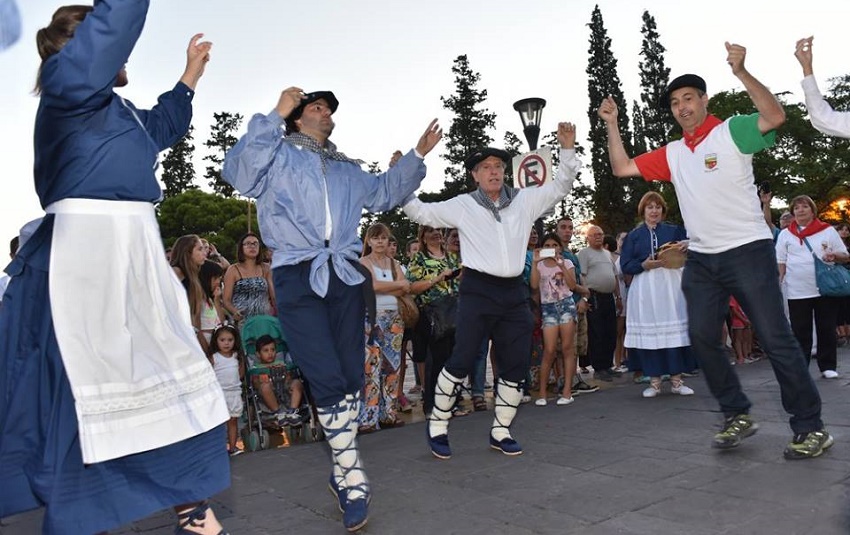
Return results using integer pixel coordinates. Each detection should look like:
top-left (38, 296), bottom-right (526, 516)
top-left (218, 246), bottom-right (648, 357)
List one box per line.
top-left (47, 198), bottom-right (228, 464)
top-left (624, 266), bottom-right (690, 349)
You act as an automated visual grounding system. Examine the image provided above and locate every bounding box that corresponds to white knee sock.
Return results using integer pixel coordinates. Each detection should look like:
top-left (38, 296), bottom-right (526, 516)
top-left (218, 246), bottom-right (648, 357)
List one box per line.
top-left (491, 378), bottom-right (522, 441)
top-left (429, 368), bottom-right (464, 439)
top-left (318, 397), bottom-right (368, 501)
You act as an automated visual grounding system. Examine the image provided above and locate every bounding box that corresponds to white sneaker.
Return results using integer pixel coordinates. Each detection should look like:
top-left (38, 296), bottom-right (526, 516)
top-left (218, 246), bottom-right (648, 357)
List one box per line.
top-left (822, 370), bottom-right (839, 379)
top-left (534, 398), bottom-right (548, 406)
top-left (556, 396), bottom-right (575, 406)
top-left (671, 383), bottom-right (695, 395)
top-left (521, 394), bottom-right (532, 404)
top-left (642, 386), bottom-right (660, 398)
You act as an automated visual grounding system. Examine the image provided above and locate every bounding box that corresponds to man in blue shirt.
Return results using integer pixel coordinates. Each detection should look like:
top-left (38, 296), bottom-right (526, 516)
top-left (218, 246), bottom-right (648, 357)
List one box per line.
top-left (224, 87), bottom-right (441, 531)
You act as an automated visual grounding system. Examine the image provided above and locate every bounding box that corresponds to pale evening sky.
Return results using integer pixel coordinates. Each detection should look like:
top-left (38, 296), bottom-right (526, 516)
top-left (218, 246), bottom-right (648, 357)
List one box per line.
top-left (1, 0), bottom-right (848, 249)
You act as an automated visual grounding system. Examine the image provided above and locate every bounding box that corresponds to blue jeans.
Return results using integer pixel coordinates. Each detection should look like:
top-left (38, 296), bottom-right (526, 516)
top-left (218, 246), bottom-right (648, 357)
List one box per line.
top-left (681, 239), bottom-right (823, 434)
top-left (471, 337), bottom-right (489, 398)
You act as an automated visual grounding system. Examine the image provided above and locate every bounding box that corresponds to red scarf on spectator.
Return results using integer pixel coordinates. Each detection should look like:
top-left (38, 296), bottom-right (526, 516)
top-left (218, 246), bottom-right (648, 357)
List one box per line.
top-left (788, 218), bottom-right (830, 245)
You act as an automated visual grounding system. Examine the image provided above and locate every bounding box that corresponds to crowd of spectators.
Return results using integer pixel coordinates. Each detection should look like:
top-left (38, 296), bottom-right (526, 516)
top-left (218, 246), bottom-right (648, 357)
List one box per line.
top-left (143, 176), bottom-right (850, 453)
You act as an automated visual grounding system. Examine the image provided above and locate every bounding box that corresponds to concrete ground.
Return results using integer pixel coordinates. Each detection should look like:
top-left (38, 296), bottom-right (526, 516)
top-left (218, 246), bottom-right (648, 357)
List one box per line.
top-left (3, 351), bottom-right (849, 534)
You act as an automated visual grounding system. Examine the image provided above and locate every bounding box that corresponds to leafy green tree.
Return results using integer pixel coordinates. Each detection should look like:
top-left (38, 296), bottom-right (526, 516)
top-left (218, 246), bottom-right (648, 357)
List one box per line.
top-left (157, 189), bottom-right (258, 262)
top-left (204, 112), bottom-right (243, 197)
top-left (160, 125), bottom-right (197, 200)
top-left (586, 5), bottom-right (635, 234)
top-left (439, 55), bottom-right (496, 200)
top-left (632, 10), bottom-right (678, 225)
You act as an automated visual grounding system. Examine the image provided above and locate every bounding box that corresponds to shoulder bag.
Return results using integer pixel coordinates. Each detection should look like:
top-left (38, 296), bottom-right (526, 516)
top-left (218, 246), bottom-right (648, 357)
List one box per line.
top-left (802, 236), bottom-right (850, 297)
top-left (391, 260), bottom-right (419, 328)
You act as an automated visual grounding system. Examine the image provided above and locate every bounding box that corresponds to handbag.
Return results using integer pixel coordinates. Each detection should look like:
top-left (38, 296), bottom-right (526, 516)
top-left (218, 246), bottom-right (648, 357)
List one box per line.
top-left (424, 294), bottom-right (458, 340)
top-left (391, 259), bottom-right (419, 328)
top-left (802, 237), bottom-right (850, 297)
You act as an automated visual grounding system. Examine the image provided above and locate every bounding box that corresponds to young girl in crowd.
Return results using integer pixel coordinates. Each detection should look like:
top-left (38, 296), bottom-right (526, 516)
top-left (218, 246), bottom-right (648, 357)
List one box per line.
top-left (530, 234), bottom-right (579, 406)
top-left (252, 335), bottom-right (304, 426)
top-left (208, 325), bottom-right (246, 456)
top-left (199, 260), bottom-right (225, 346)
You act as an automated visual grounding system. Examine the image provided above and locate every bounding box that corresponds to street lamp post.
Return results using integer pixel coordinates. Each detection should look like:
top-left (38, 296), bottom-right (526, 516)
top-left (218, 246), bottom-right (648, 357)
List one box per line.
top-left (513, 97), bottom-right (547, 240)
top-left (513, 98), bottom-right (546, 151)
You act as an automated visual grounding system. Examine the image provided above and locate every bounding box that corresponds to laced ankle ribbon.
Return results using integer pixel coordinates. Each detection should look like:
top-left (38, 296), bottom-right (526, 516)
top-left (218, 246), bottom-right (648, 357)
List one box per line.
top-left (492, 378), bottom-right (522, 441)
top-left (430, 369), bottom-right (464, 437)
top-left (176, 501), bottom-right (228, 535)
top-left (318, 396), bottom-right (369, 502)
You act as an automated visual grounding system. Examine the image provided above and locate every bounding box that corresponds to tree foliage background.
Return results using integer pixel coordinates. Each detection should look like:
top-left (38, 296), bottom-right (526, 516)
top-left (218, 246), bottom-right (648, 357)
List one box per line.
top-left (154, 6), bottom-right (850, 263)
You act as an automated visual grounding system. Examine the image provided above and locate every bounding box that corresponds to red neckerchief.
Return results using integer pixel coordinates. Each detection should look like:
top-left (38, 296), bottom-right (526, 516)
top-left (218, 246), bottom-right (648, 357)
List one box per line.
top-left (683, 114), bottom-right (723, 151)
top-left (788, 218), bottom-right (831, 245)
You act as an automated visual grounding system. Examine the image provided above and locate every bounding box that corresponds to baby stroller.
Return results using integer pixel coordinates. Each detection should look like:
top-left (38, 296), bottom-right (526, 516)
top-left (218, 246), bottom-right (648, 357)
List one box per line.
top-left (240, 315), bottom-right (323, 451)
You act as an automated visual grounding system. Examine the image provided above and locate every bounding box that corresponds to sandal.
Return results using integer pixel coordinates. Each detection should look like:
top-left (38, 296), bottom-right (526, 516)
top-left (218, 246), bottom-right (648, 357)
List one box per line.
top-left (472, 396), bottom-right (488, 412)
top-left (380, 418), bottom-right (406, 429)
top-left (451, 406), bottom-right (470, 417)
top-left (176, 501), bottom-right (229, 535)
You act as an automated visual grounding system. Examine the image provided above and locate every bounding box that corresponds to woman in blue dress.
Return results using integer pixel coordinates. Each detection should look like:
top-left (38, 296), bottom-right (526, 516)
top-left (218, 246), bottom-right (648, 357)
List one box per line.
top-left (0, 2), bottom-right (230, 534)
top-left (620, 192), bottom-right (696, 398)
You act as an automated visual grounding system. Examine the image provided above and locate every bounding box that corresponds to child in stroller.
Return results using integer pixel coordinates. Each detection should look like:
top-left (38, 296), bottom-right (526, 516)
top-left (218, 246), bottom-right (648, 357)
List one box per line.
top-left (252, 334), bottom-right (304, 426)
top-left (240, 314), bottom-right (319, 450)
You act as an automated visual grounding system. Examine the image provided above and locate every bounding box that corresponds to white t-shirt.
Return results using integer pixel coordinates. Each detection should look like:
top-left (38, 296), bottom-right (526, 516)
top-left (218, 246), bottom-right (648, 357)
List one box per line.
top-left (212, 351), bottom-right (242, 391)
top-left (776, 225), bottom-right (848, 299)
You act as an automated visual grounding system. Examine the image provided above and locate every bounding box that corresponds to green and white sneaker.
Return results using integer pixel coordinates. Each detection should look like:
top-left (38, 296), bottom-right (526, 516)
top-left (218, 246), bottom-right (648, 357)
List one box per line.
top-left (713, 414), bottom-right (758, 449)
top-left (783, 430), bottom-right (834, 460)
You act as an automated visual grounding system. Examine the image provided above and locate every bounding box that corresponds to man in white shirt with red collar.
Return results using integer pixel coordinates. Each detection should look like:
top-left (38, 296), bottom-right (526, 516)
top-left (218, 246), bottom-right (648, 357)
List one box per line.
top-left (598, 42), bottom-right (831, 460)
top-left (404, 122), bottom-right (580, 460)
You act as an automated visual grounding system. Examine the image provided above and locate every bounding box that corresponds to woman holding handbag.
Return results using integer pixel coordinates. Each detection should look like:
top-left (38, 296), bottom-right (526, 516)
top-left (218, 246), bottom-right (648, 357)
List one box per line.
top-left (359, 223), bottom-right (410, 430)
top-left (776, 195), bottom-right (849, 379)
top-left (406, 224), bottom-right (461, 416)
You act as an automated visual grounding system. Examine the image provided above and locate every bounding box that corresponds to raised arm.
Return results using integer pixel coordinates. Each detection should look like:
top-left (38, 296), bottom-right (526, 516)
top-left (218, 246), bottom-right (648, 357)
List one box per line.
top-left (363, 119), bottom-right (442, 213)
top-left (598, 96), bottom-right (642, 177)
top-left (524, 123), bottom-right (581, 217)
top-left (41, 0), bottom-right (150, 107)
top-left (134, 35), bottom-right (212, 150)
top-left (795, 37), bottom-right (850, 138)
top-left (725, 42), bottom-right (785, 134)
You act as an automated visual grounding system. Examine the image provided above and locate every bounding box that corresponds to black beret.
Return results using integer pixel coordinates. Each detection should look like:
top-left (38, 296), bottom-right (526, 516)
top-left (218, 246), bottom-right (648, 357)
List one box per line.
top-left (289, 91), bottom-right (339, 122)
top-left (659, 74), bottom-right (706, 110)
top-left (464, 147), bottom-right (511, 171)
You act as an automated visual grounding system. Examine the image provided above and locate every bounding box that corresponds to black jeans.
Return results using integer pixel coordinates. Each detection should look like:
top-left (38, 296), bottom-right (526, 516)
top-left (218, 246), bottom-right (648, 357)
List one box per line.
top-left (788, 296), bottom-right (839, 373)
top-left (681, 239), bottom-right (823, 434)
top-left (586, 291), bottom-right (617, 374)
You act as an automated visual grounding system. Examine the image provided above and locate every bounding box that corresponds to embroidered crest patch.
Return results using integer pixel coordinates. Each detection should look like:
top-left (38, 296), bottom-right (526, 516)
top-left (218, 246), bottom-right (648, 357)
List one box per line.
top-left (704, 153), bottom-right (717, 170)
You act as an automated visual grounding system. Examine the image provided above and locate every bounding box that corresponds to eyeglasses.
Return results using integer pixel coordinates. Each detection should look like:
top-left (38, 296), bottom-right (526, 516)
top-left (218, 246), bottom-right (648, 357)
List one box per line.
top-left (243, 241), bottom-right (260, 247)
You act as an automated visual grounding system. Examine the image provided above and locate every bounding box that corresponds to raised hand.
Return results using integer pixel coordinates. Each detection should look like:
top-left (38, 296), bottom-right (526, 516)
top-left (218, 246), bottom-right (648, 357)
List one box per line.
top-left (597, 96), bottom-right (619, 124)
top-left (795, 36), bottom-right (814, 77)
top-left (388, 150), bottom-right (403, 168)
top-left (557, 122), bottom-right (576, 148)
top-left (724, 42), bottom-right (747, 77)
top-left (276, 86), bottom-right (306, 119)
top-left (180, 33), bottom-right (213, 90)
top-left (415, 119), bottom-right (443, 157)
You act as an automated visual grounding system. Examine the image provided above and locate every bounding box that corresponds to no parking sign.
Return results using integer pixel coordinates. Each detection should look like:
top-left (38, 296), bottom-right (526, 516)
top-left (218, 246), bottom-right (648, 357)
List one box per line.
top-left (512, 147), bottom-right (553, 189)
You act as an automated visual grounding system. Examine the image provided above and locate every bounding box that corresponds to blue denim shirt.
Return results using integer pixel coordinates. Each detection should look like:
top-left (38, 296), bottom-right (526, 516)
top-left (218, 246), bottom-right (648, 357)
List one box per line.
top-left (223, 111), bottom-right (427, 297)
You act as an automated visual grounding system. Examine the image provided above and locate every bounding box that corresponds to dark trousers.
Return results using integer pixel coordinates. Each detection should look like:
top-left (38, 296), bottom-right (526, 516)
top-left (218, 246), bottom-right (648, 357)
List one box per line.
top-left (788, 296), bottom-right (839, 372)
top-left (420, 315), bottom-right (454, 414)
top-left (681, 239), bottom-right (822, 434)
top-left (586, 291), bottom-right (616, 373)
top-left (273, 261), bottom-right (365, 408)
top-left (444, 269), bottom-right (534, 386)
